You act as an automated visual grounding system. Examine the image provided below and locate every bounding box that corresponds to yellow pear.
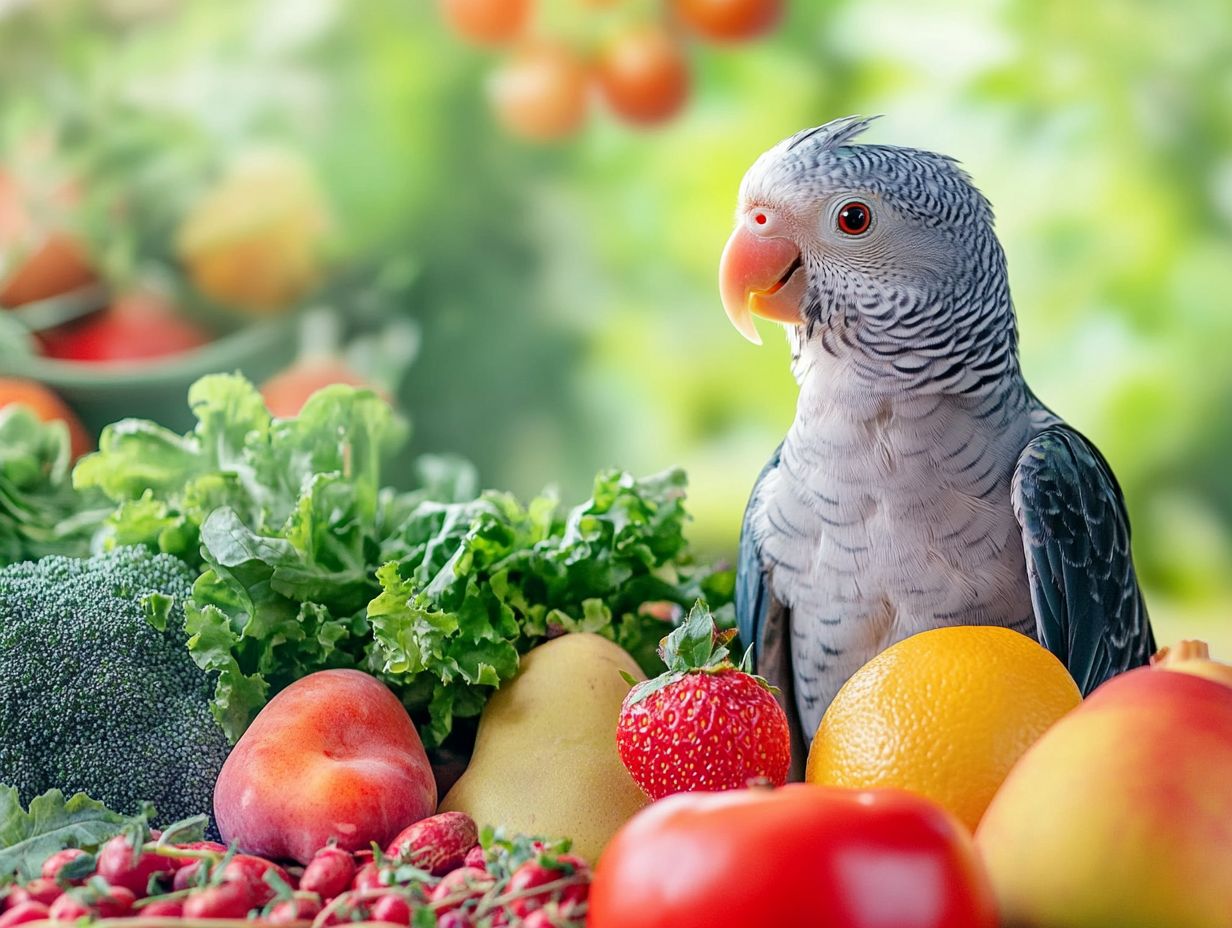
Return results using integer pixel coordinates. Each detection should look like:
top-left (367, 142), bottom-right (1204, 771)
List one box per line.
top-left (440, 632), bottom-right (650, 863)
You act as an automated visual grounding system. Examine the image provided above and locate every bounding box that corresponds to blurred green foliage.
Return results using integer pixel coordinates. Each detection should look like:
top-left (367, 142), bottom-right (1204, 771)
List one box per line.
top-left (1, 0), bottom-right (1230, 647)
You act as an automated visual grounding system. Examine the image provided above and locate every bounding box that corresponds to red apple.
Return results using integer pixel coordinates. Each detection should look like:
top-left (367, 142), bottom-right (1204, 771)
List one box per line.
top-left (213, 669), bottom-right (437, 864)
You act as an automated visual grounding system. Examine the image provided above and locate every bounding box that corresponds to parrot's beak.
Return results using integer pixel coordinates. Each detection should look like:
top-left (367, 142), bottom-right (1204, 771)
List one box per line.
top-left (719, 225), bottom-right (806, 345)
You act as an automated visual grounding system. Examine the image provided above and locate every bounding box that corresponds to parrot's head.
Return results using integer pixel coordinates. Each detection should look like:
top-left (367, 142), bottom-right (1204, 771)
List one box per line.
top-left (721, 115), bottom-right (1016, 390)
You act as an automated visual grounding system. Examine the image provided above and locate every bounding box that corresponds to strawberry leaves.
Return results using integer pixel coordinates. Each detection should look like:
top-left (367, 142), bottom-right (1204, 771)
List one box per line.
top-left (624, 602), bottom-right (775, 706)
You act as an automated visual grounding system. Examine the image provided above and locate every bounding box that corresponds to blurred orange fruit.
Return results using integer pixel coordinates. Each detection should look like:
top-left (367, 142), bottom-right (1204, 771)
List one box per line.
top-left (805, 625), bottom-right (1081, 831)
top-left (439, 0), bottom-right (532, 45)
top-left (176, 150), bottom-right (329, 314)
top-left (596, 25), bottom-right (690, 126)
top-left (0, 378), bottom-right (92, 459)
top-left (260, 357), bottom-right (379, 419)
top-left (671, 0), bottom-right (782, 41)
top-left (0, 170), bottom-right (96, 308)
top-left (487, 42), bottom-right (590, 141)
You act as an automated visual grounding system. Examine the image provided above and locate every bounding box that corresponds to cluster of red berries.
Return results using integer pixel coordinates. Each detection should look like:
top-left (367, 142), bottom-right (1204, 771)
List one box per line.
top-left (437, 0), bottom-right (785, 139)
top-left (0, 813), bottom-right (589, 928)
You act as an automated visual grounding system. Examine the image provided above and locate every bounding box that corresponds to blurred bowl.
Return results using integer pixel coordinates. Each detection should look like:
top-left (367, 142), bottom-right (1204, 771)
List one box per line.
top-left (0, 317), bottom-right (298, 436)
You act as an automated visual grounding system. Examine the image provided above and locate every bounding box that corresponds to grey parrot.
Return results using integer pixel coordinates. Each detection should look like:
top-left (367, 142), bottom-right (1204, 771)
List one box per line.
top-left (725, 116), bottom-right (1155, 766)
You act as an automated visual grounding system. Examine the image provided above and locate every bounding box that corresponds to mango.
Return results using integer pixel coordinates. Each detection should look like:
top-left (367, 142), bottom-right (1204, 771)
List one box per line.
top-left (976, 666), bottom-right (1232, 928)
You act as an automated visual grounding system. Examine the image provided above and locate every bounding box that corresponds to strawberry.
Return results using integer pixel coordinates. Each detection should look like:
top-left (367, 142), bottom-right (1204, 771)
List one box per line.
top-left (616, 603), bottom-right (791, 800)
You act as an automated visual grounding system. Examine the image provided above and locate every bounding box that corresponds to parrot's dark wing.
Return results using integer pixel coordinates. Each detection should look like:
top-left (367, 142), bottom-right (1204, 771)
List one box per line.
top-left (736, 444), bottom-right (781, 664)
top-left (736, 443), bottom-right (806, 776)
top-left (1012, 425), bottom-right (1155, 694)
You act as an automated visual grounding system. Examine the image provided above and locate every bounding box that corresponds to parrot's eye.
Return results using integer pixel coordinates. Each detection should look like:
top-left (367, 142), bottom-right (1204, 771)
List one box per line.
top-left (836, 201), bottom-right (872, 236)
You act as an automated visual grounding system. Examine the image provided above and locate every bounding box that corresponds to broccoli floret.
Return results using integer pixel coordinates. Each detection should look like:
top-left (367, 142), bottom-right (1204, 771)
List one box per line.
top-left (0, 547), bottom-right (230, 829)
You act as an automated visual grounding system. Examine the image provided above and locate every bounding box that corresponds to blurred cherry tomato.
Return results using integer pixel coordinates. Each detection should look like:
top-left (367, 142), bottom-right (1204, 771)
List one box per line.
top-left (439, 0), bottom-right (532, 45)
top-left (487, 42), bottom-right (590, 141)
top-left (38, 292), bottom-right (211, 364)
top-left (596, 25), bottom-right (690, 126)
top-left (671, 0), bottom-right (782, 41)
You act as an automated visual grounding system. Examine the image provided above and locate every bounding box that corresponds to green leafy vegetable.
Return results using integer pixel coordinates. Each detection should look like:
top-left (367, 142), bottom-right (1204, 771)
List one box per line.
top-left (370, 468), bottom-right (728, 747)
top-left (0, 787), bottom-right (151, 885)
top-left (71, 374), bottom-right (731, 749)
top-left (0, 406), bottom-right (109, 568)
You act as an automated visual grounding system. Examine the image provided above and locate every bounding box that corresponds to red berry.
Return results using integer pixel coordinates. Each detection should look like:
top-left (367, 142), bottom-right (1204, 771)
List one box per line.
top-left (267, 897), bottom-right (323, 923)
top-left (368, 894), bottom-right (413, 926)
top-left (183, 881), bottom-right (257, 920)
top-left (48, 893), bottom-right (92, 921)
top-left (429, 867), bottom-right (493, 915)
top-left (40, 849), bottom-right (87, 884)
top-left (97, 835), bottom-right (174, 896)
top-left (435, 911), bottom-right (473, 928)
top-left (462, 845), bottom-right (486, 872)
top-left (136, 899), bottom-right (185, 918)
top-left (300, 847), bottom-right (356, 900)
top-left (617, 668), bottom-right (791, 799)
top-left (94, 885), bottom-right (136, 918)
top-left (352, 862), bottom-right (385, 892)
top-left (0, 902), bottom-right (51, 928)
top-left (219, 854), bottom-right (292, 906)
top-left (506, 859), bottom-right (587, 917)
top-left (384, 812), bottom-right (478, 876)
top-left (6, 880), bottom-right (61, 908)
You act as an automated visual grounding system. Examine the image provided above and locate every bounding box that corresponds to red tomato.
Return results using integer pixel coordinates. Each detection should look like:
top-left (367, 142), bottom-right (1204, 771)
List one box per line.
top-left (439, 0), bottom-right (532, 45)
top-left (0, 378), bottom-right (92, 459)
top-left (487, 42), bottom-right (590, 141)
top-left (596, 26), bottom-right (690, 126)
top-left (589, 785), bottom-right (999, 928)
top-left (38, 292), bottom-right (211, 364)
top-left (671, 0), bottom-right (782, 41)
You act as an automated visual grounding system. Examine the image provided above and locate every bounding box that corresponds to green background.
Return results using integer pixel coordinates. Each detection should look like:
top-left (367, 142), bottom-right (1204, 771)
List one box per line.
top-left (2, 0), bottom-right (1230, 649)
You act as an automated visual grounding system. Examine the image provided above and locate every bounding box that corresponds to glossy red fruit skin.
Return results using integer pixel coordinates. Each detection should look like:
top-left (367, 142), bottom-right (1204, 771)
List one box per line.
top-left (589, 785), bottom-right (999, 928)
top-left (48, 893), bottom-right (92, 921)
top-left (182, 881), bottom-right (257, 920)
top-left (268, 897), bottom-right (323, 923)
top-left (369, 894), bottom-right (414, 926)
top-left (96, 835), bottom-right (174, 896)
top-left (352, 862), bottom-right (385, 892)
top-left (213, 669), bottom-right (437, 865)
top-left (39, 848), bottom-right (87, 883)
top-left (137, 899), bottom-right (185, 918)
top-left (429, 867), bottom-right (494, 915)
top-left (94, 885), bottom-right (136, 918)
top-left (462, 845), bottom-right (486, 872)
top-left (617, 669), bottom-right (791, 799)
top-left (506, 857), bottom-right (588, 917)
top-left (385, 812), bottom-right (478, 876)
top-left (220, 855), bottom-right (293, 906)
top-left (0, 902), bottom-right (51, 928)
top-left (5, 880), bottom-right (61, 908)
top-left (300, 847), bottom-right (357, 900)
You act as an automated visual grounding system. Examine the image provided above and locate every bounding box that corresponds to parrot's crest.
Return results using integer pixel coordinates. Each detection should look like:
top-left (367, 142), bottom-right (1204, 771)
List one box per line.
top-left (784, 114), bottom-right (882, 153)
